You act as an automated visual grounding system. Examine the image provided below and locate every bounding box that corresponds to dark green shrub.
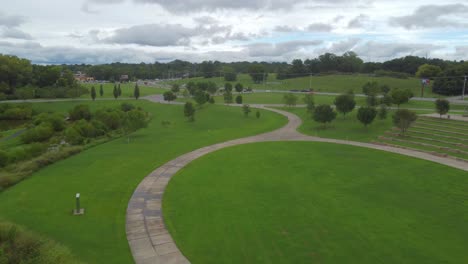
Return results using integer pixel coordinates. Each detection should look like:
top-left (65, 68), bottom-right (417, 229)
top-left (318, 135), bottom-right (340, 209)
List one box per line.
top-left (20, 124), bottom-right (54, 143)
top-left (0, 221), bottom-right (81, 264)
top-left (68, 105), bottom-right (91, 121)
top-left (72, 120), bottom-right (102, 138)
top-left (34, 113), bottom-right (66, 131)
top-left (95, 108), bottom-right (124, 130)
top-left (64, 127), bottom-right (84, 145)
top-left (0, 107), bottom-right (33, 120)
top-left (0, 150), bottom-right (8, 167)
top-left (120, 103), bottom-right (135, 112)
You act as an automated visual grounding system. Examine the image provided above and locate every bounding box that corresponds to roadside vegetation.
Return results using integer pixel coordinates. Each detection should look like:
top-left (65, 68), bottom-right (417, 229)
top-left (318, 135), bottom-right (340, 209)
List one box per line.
top-left (0, 102), bottom-right (149, 191)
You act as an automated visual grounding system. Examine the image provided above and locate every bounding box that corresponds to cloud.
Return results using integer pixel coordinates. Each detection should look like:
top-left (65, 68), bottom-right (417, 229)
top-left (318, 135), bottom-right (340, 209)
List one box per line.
top-left (390, 4), bottom-right (468, 29)
top-left (274, 25), bottom-right (298, 32)
top-left (354, 41), bottom-right (442, 60)
top-left (0, 12), bottom-right (26, 28)
top-left (132, 0), bottom-right (309, 13)
top-left (245, 40), bottom-right (322, 57)
top-left (193, 16), bottom-right (219, 25)
top-left (347, 14), bottom-right (368, 28)
top-left (328, 38), bottom-right (361, 53)
top-left (101, 23), bottom-right (231, 46)
top-left (306, 23), bottom-right (333, 32)
top-left (1, 28), bottom-right (33, 40)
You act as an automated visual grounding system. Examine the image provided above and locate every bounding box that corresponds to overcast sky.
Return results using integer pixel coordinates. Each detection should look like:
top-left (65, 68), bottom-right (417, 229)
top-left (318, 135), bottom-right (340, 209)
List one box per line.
top-left (1, 0), bottom-right (468, 64)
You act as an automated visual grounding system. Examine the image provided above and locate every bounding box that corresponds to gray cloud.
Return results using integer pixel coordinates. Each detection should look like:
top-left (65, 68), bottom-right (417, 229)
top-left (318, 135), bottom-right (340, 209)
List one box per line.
top-left (102, 23), bottom-right (231, 46)
top-left (0, 12), bottom-right (26, 28)
top-left (390, 4), bottom-right (468, 29)
top-left (328, 38), bottom-right (360, 53)
top-left (1, 28), bottom-right (33, 40)
top-left (193, 16), bottom-right (219, 25)
top-left (354, 41), bottom-right (442, 60)
top-left (132, 0), bottom-right (309, 13)
top-left (274, 25), bottom-right (298, 32)
top-left (348, 14), bottom-right (368, 28)
top-left (306, 23), bottom-right (333, 32)
top-left (245, 40), bottom-right (322, 57)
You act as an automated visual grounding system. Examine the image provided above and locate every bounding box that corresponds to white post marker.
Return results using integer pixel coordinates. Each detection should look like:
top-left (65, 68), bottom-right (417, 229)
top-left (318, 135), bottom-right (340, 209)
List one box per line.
top-left (73, 193), bottom-right (84, 215)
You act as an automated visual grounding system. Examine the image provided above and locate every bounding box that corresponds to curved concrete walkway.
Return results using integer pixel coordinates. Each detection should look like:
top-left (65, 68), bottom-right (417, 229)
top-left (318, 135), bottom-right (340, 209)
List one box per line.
top-left (126, 105), bottom-right (468, 264)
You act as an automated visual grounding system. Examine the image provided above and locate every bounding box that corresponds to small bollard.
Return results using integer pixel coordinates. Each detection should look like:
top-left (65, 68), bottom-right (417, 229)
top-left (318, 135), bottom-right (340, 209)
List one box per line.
top-left (73, 193), bottom-right (85, 215)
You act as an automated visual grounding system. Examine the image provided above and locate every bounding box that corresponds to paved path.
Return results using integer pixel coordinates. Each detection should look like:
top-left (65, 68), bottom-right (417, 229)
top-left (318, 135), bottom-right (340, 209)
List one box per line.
top-left (126, 105), bottom-right (468, 264)
top-left (421, 113), bottom-right (468, 122)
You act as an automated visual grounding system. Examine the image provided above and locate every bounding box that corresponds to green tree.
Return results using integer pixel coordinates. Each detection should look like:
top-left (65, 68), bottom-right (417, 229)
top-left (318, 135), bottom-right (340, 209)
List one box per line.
top-left (206, 82), bottom-right (218, 95)
top-left (224, 91), bottom-right (233, 104)
top-left (362, 81), bottom-right (380, 96)
top-left (163, 91), bottom-right (177, 103)
top-left (357, 106), bottom-right (377, 127)
top-left (91, 86), bottom-right (96, 101)
top-left (224, 83), bottom-right (233, 92)
top-left (283, 93), bottom-right (298, 107)
top-left (256, 110), bottom-right (261, 119)
top-left (435, 98), bottom-right (450, 118)
top-left (393, 109), bottom-right (417, 134)
top-left (235, 83), bottom-right (243, 93)
top-left (171, 83), bottom-right (180, 93)
top-left (113, 85), bottom-right (118, 99)
top-left (381, 93), bottom-right (393, 107)
top-left (236, 95), bottom-right (243, 104)
top-left (391, 89), bottom-right (411, 108)
top-left (303, 94), bottom-right (315, 113)
top-left (184, 102), bottom-right (195, 122)
top-left (313, 105), bottom-right (337, 127)
top-left (194, 90), bottom-right (207, 106)
top-left (248, 64), bottom-right (267, 84)
top-left (378, 105), bottom-right (388, 120)
top-left (117, 84), bottom-right (122, 96)
top-left (99, 84), bottom-right (103, 97)
top-left (134, 83), bottom-right (140, 99)
top-left (242, 104), bottom-right (251, 117)
top-left (334, 94), bottom-right (356, 117)
top-left (223, 66), bottom-right (237, 82)
top-left (416, 64), bottom-right (442, 78)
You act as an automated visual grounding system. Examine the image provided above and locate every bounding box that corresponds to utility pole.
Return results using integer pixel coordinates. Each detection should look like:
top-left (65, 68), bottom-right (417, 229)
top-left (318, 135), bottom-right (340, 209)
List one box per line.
top-left (463, 75), bottom-right (467, 100)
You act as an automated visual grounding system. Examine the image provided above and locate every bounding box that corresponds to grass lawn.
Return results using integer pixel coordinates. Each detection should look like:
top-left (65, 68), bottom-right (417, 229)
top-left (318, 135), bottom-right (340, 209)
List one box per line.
top-left (81, 83), bottom-right (168, 99)
top-left (163, 141), bottom-right (468, 264)
top-left (177, 92), bottom-right (467, 112)
top-left (0, 100), bottom-right (287, 263)
top-left (281, 107), bottom-right (394, 142)
top-left (169, 73), bottom-right (438, 97)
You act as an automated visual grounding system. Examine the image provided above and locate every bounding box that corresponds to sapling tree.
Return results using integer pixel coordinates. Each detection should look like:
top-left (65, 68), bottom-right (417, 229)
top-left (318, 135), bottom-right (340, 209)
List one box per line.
top-left (91, 86), bottom-right (96, 101)
top-left (435, 98), bottom-right (450, 118)
top-left (357, 106), bottom-right (377, 127)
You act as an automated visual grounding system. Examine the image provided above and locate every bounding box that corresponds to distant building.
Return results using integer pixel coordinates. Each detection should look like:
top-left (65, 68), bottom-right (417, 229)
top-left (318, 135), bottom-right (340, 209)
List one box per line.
top-left (120, 75), bottom-right (129, 82)
top-left (74, 71), bottom-right (94, 82)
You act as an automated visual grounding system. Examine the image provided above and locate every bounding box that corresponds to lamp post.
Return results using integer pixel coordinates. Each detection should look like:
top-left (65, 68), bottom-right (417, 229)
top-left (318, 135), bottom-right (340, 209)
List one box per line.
top-left (73, 193), bottom-right (84, 215)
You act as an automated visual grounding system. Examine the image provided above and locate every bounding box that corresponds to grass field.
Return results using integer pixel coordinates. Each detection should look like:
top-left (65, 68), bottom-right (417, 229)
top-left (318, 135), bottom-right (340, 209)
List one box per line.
top-left (169, 73), bottom-right (438, 97)
top-left (163, 141), bottom-right (468, 264)
top-left (281, 107), bottom-right (395, 142)
top-left (376, 116), bottom-right (468, 161)
top-left (177, 92), bottom-right (468, 112)
top-left (0, 101), bottom-right (286, 263)
top-left (81, 83), bottom-right (168, 99)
